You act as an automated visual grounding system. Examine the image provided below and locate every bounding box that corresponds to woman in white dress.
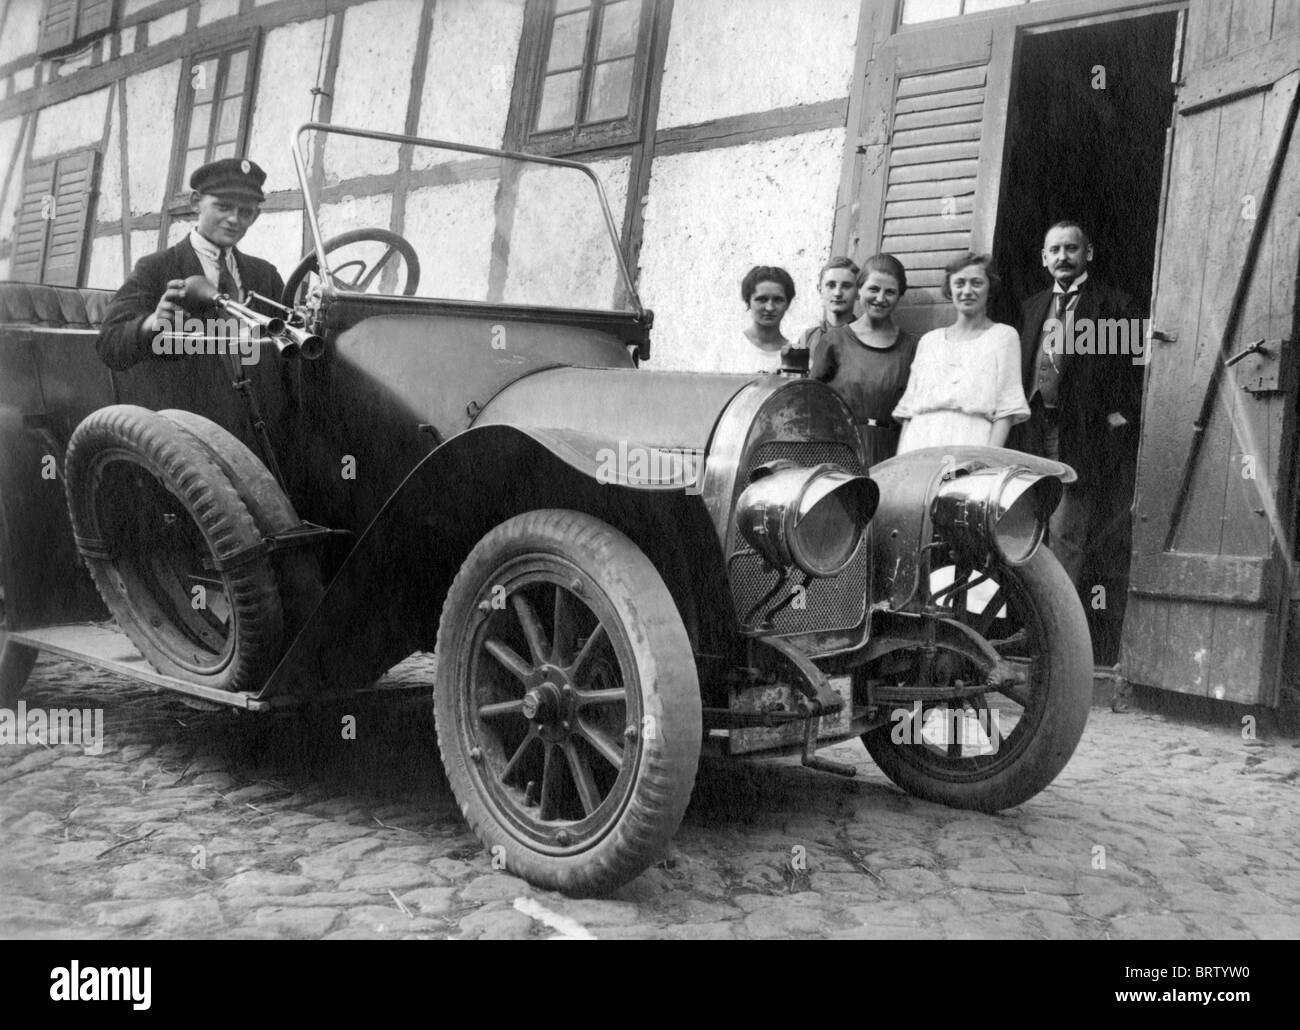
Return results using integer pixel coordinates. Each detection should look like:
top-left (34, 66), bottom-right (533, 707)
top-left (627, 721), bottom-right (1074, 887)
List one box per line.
top-left (893, 253), bottom-right (1029, 451)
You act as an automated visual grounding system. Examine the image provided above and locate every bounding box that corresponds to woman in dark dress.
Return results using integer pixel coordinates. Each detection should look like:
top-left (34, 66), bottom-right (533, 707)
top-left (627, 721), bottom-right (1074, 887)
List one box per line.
top-left (810, 253), bottom-right (918, 467)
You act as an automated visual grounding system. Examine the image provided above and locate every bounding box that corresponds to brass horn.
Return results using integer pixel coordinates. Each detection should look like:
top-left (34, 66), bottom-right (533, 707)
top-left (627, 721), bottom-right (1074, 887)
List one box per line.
top-left (182, 276), bottom-right (326, 359)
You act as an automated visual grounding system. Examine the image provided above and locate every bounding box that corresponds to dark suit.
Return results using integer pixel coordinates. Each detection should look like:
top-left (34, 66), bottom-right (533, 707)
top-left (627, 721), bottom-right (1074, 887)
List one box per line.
top-left (1009, 275), bottom-right (1144, 602)
top-left (97, 236), bottom-right (284, 371)
top-left (95, 237), bottom-right (297, 493)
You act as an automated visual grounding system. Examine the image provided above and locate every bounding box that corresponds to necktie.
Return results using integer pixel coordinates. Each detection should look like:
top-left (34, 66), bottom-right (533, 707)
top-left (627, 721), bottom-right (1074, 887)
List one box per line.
top-left (1054, 291), bottom-right (1069, 320)
top-left (218, 248), bottom-right (239, 301)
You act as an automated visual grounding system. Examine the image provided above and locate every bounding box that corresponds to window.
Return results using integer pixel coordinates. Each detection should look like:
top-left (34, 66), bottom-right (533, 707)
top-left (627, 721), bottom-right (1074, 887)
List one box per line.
top-left (520, 0), bottom-right (656, 153)
top-left (169, 40), bottom-right (258, 205)
top-left (11, 149), bottom-right (100, 286)
top-left (38, 0), bottom-right (115, 56)
top-left (901, 0), bottom-right (1038, 25)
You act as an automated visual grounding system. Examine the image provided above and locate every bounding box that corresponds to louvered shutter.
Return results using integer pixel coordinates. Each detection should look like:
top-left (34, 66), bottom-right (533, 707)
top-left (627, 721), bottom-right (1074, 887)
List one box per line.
top-left (43, 150), bottom-right (99, 286)
top-left (77, 0), bottom-right (114, 38)
top-left (10, 160), bottom-right (57, 283)
top-left (38, 0), bottom-right (79, 54)
top-left (10, 150), bottom-right (99, 286)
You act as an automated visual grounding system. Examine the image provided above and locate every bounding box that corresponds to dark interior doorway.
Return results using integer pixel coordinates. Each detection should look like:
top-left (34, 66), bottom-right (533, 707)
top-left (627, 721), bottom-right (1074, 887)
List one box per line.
top-left (991, 11), bottom-right (1180, 663)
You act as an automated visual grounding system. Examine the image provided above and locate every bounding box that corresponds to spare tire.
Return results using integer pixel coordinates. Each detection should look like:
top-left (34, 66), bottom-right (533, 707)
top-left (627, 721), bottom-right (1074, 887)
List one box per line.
top-left (157, 410), bottom-right (324, 639)
top-left (65, 405), bottom-right (283, 692)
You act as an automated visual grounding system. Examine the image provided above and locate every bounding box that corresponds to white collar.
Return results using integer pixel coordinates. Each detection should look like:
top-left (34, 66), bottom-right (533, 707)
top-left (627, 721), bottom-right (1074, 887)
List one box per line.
top-left (1053, 271), bottom-right (1089, 295)
top-left (189, 228), bottom-right (232, 262)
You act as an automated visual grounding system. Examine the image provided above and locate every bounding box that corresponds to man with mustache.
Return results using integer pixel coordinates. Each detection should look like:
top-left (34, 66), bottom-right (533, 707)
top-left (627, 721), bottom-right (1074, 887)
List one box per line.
top-left (1011, 221), bottom-right (1144, 605)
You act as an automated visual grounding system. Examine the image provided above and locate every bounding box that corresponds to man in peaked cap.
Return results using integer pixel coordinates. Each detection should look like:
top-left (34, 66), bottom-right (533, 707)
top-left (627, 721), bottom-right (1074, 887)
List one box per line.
top-left (97, 157), bottom-right (284, 370)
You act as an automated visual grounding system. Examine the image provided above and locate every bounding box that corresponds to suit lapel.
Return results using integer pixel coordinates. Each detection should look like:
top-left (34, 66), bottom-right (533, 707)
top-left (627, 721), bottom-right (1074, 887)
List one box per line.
top-left (173, 236), bottom-right (206, 281)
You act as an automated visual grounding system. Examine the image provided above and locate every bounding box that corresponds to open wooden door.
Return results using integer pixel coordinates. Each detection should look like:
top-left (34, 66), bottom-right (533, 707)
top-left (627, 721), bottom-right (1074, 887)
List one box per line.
top-left (840, 17), bottom-right (1015, 334)
top-left (1122, 3), bottom-right (1300, 706)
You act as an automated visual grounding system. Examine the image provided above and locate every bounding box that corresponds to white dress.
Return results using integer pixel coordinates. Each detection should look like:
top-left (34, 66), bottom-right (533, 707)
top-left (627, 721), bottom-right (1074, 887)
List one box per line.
top-left (892, 322), bottom-right (1029, 451)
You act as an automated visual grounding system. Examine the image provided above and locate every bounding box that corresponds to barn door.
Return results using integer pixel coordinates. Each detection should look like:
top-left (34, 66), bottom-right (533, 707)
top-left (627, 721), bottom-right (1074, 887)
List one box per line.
top-left (1122, 9), bottom-right (1300, 706)
top-left (844, 19), bottom-right (1014, 334)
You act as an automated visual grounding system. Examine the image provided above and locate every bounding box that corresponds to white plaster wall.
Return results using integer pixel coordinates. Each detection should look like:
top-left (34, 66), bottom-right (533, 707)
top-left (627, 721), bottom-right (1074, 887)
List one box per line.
top-left (199, 0), bottom-right (242, 27)
top-left (87, 233), bottom-right (124, 288)
top-left (0, 2), bottom-right (41, 66)
top-left (657, 0), bottom-right (858, 128)
top-left (148, 10), bottom-right (188, 45)
top-left (247, 17), bottom-right (330, 195)
top-left (404, 178), bottom-right (499, 302)
top-left (98, 92), bottom-right (123, 223)
top-left (502, 158), bottom-right (629, 310)
top-left (165, 220), bottom-right (190, 247)
top-left (240, 209), bottom-right (304, 274)
top-left (0, 117), bottom-right (26, 247)
top-left (123, 0), bottom-right (156, 15)
top-left (637, 128), bottom-right (844, 373)
top-left (125, 61), bottom-right (182, 215)
top-left (131, 227), bottom-right (161, 265)
top-left (31, 88), bottom-right (110, 159)
top-left (414, 0), bottom-right (525, 167)
top-left (324, 0), bottom-right (422, 184)
top-left (317, 191), bottom-right (392, 240)
top-left (12, 67), bottom-right (36, 92)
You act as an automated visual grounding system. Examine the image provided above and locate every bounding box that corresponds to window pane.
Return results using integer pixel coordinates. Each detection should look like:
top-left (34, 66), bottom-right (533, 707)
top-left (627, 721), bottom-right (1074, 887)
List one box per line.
top-left (183, 148), bottom-right (206, 189)
top-left (964, 0), bottom-right (1021, 11)
top-left (212, 141), bottom-right (236, 160)
top-left (585, 58), bottom-right (633, 123)
top-left (536, 69), bottom-right (580, 130)
top-left (555, 0), bottom-right (588, 12)
top-left (187, 102), bottom-right (212, 149)
top-left (901, 0), bottom-right (962, 23)
top-left (224, 50), bottom-right (248, 97)
top-left (192, 58), bottom-right (218, 102)
top-left (216, 98), bottom-right (242, 144)
top-left (546, 10), bottom-right (590, 71)
top-left (597, 0), bottom-right (641, 60)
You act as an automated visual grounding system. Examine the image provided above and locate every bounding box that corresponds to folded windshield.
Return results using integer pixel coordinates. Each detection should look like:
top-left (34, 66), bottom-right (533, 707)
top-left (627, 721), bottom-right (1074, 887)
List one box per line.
top-left (292, 123), bottom-right (641, 314)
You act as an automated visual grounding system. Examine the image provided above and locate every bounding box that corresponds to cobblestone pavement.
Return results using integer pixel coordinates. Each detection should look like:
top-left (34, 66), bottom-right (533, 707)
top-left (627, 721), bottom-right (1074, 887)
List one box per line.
top-left (2, 653), bottom-right (1298, 940)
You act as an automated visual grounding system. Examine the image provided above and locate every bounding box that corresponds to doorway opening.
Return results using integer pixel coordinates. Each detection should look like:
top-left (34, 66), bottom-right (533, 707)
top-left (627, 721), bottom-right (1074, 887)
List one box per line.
top-left (990, 11), bottom-right (1180, 663)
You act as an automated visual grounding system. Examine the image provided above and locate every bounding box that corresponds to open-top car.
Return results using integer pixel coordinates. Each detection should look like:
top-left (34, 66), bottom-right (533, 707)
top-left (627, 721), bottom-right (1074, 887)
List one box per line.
top-left (0, 124), bottom-right (1091, 894)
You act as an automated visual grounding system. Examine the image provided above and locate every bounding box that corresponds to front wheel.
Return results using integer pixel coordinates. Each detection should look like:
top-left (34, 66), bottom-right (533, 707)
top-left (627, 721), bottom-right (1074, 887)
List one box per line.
top-left (434, 510), bottom-right (702, 895)
top-left (862, 548), bottom-right (1091, 811)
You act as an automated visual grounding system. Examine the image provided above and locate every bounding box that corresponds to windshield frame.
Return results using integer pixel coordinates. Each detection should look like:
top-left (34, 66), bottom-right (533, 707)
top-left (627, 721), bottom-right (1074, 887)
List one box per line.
top-left (290, 122), bottom-right (644, 318)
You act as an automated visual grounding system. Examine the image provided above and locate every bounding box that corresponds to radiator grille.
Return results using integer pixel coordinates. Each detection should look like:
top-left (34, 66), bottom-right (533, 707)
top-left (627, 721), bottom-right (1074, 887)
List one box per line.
top-left (728, 441), bottom-right (869, 634)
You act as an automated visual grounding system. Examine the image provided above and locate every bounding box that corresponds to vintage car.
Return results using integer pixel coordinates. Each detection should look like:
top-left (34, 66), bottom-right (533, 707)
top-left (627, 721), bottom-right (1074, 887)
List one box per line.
top-left (0, 124), bottom-right (1091, 895)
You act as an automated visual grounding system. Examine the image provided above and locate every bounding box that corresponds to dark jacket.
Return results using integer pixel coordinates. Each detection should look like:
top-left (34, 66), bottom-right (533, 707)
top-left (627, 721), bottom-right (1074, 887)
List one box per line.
top-left (97, 236), bottom-right (284, 371)
top-left (1008, 275), bottom-right (1144, 485)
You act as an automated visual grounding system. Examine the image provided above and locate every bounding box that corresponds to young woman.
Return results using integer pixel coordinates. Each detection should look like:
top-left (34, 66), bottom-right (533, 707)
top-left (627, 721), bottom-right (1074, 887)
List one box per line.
top-left (810, 253), bottom-right (918, 466)
top-left (892, 253), bottom-right (1028, 452)
top-left (740, 264), bottom-right (800, 373)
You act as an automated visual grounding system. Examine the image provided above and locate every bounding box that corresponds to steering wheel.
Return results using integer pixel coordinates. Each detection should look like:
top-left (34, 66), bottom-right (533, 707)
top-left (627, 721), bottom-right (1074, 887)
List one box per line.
top-left (281, 227), bottom-right (421, 307)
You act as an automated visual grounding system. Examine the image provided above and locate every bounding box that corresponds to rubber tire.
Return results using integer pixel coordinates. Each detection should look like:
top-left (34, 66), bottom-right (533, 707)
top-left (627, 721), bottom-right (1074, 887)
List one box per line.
top-left (158, 410), bottom-right (324, 639)
top-left (434, 509), bottom-right (702, 895)
top-left (862, 547), bottom-right (1092, 811)
top-left (64, 404), bottom-right (284, 692)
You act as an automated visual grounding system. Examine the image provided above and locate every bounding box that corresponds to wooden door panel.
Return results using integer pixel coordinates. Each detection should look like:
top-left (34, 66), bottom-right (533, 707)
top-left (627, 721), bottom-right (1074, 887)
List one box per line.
top-left (1122, 1), bottom-right (1299, 706)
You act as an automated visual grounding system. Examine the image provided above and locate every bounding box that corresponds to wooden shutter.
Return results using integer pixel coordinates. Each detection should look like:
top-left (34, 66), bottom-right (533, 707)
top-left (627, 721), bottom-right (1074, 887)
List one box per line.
top-left (1122, 7), bottom-right (1300, 705)
top-left (10, 150), bottom-right (100, 286)
top-left (845, 21), bottom-right (1012, 333)
top-left (10, 159), bottom-right (57, 283)
top-left (38, 0), bottom-right (79, 54)
top-left (77, 0), bottom-right (114, 38)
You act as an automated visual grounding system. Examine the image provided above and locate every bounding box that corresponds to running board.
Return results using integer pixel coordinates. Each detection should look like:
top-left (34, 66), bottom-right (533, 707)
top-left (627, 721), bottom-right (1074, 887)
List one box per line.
top-left (9, 624), bottom-right (426, 711)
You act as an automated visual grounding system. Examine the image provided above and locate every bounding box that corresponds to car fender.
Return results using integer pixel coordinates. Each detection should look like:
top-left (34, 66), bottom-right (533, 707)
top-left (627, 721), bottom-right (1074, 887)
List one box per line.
top-left (870, 445), bottom-right (1076, 610)
top-left (256, 423), bottom-right (731, 701)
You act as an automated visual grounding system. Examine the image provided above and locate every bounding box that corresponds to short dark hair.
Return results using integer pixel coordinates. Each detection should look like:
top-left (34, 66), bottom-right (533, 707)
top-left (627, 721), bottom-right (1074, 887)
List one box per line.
top-left (940, 252), bottom-right (1000, 300)
top-left (1046, 220), bottom-right (1091, 247)
top-left (818, 256), bottom-right (861, 286)
top-left (741, 265), bottom-right (796, 305)
top-left (861, 252), bottom-right (908, 296)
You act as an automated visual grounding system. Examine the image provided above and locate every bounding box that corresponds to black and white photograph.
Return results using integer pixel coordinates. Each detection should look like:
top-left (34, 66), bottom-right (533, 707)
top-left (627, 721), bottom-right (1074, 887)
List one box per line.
top-left (0, 0), bottom-right (1296, 956)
